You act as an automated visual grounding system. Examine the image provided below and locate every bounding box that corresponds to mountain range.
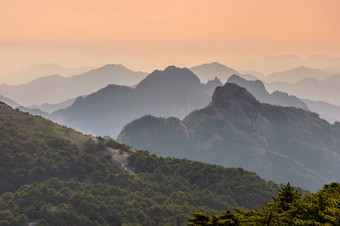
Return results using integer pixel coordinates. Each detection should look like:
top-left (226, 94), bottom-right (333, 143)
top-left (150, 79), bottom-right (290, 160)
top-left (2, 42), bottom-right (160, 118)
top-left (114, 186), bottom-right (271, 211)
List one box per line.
top-left (264, 66), bottom-right (331, 83)
top-left (266, 75), bottom-right (340, 106)
top-left (0, 95), bottom-right (19, 108)
top-left (227, 75), bottom-right (309, 110)
top-left (28, 97), bottom-right (77, 113)
top-left (51, 66), bottom-right (215, 137)
top-left (0, 64), bottom-right (147, 106)
top-left (0, 63), bottom-right (94, 85)
top-left (118, 83), bottom-right (340, 191)
top-left (227, 74), bottom-right (340, 124)
top-left (238, 55), bottom-right (340, 75)
top-left (190, 62), bottom-right (258, 83)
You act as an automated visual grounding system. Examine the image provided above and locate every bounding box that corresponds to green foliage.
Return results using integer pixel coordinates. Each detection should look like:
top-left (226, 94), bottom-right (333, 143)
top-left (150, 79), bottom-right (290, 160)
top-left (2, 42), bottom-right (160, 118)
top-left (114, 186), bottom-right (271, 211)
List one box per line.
top-left (188, 183), bottom-right (340, 225)
top-left (0, 110), bottom-right (284, 225)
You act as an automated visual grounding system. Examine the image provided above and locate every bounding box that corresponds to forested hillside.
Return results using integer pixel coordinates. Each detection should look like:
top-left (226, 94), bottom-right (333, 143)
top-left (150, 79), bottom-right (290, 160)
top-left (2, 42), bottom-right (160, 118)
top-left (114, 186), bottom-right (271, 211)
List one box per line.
top-left (0, 103), bottom-right (283, 225)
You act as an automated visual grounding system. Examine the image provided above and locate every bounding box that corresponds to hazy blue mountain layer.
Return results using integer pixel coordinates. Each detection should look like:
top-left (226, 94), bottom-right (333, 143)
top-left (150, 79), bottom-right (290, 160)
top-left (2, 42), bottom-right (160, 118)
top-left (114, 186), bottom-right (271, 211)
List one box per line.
top-left (0, 64), bottom-right (147, 106)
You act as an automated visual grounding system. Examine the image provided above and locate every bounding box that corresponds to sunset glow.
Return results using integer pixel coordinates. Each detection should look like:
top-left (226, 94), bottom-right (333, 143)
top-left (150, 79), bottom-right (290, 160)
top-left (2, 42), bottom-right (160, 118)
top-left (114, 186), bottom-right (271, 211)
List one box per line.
top-left (1, 0), bottom-right (340, 77)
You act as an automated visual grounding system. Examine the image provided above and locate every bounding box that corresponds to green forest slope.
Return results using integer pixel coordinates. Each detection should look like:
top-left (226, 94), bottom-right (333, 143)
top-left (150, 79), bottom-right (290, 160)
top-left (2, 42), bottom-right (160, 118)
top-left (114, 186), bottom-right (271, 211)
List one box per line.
top-left (0, 104), bottom-right (290, 225)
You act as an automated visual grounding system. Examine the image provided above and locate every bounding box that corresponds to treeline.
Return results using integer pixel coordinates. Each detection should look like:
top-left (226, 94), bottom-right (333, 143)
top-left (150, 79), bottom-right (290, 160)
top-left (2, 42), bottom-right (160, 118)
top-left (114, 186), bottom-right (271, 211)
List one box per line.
top-left (188, 182), bottom-right (340, 225)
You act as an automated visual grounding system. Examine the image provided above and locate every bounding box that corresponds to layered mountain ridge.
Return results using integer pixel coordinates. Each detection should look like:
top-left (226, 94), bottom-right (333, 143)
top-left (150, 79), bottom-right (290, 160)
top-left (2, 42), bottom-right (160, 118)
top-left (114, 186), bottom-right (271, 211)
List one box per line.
top-left (118, 83), bottom-right (340, 191)
top-left (227, 74), bottom-right (309, 110)
top-left (52, 66), bottom-right (213, 137)
top-left (0, 64), bottom-right (147, 106)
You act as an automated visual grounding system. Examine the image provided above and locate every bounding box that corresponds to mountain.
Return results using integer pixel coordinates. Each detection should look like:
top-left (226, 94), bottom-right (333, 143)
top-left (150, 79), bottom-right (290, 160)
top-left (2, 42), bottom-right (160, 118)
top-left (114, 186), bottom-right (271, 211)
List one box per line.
top-left (227, 75), bottom-right (340, 124)
top-left (266, 77), bottom-right (340, 106)
top-left (52, 66), bottom-right (213, 138)
top-left (28, 97), bottom-right (77, 113)
top-left (203, 77), bottom-right (223, 96)
top-left (324, 66), bottom-right (340, 75)
top-left (0, 64), bottom-right (147, 106)
top-left (303, 99), bottom-right (340, 124)
top-left (118, 83), bottom-right (340, 191)
top-left (322, 74), bottom-right (340, 87)
top-left (238, 55), bottom-right (340, 75)
top-left (227, 75), bottom-right (309, 110)
top-left (264, 66), bottom-right (331, 83)
top-left (0, 63), bottom-right (93, 85)
top-left (0, 102), bottom-right (282, 225)
top-left (0, 95), bottom-right (20, 108)
top-left (240, 70), bottom-right (266, 79)
top-left (190, 62), bottom-right (258, 83)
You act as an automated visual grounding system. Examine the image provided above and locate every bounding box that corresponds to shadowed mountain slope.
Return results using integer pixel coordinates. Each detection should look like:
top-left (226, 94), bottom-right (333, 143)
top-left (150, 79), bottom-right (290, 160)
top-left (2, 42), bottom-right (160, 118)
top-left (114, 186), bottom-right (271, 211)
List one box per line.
top-left (52, 66), bottom-right (213, 137)
top-left (227, 74), bottom-right (308, 110)
top-left (118, 83), bottom-right (340, 191)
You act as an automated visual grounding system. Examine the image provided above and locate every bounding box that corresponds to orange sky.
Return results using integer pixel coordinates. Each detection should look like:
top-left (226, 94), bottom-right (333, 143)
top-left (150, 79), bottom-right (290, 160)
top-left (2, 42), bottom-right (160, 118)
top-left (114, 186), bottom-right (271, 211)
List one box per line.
top-left (1, 0), bottom-right (340, 76)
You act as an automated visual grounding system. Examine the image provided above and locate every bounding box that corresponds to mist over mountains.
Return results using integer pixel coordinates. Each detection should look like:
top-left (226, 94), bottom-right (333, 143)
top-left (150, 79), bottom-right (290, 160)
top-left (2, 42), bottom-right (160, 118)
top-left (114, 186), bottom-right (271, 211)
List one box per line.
top-left (227, 74), bottom-right (340, 124)
top-left (1, 61), bottom-right (340, 191)
top-left (190, 62), bottom-right (258, 83)
top-left (266, 75), bottom-right (340, 106)
top-left (227, 75), bottom-right (309, 110)
top-left (264, 66), bottom-right (331, 83)
top-left (118, 83), bottom-right (340, 191)
top-left (52, 66), bottom-right (214, 137)
top-left (0, 64), bottom-right (147, 106)
top-left (238, 55), bottom-right (340, 75)
top-left (0, 63), bottom-right (94, 85)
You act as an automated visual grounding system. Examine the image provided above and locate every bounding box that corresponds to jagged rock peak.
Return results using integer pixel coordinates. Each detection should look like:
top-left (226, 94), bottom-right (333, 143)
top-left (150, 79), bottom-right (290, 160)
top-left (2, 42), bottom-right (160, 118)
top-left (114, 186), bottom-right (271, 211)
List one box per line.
top-left (0, 101), bottom-right (13, 113)
top-left (211, 83), bottom-right (258, 107)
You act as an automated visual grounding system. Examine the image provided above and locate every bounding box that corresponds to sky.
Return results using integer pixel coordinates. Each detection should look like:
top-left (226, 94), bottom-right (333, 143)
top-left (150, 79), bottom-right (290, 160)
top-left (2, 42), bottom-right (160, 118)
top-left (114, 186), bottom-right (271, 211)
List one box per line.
top-left (1, 0), bottom-right (340, 80)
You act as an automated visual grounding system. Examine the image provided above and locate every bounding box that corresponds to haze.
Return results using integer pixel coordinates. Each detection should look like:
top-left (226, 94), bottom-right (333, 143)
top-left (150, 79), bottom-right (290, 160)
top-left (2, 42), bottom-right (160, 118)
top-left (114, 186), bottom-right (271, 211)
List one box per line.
top-left (1, 0), bottom-right (340, 83)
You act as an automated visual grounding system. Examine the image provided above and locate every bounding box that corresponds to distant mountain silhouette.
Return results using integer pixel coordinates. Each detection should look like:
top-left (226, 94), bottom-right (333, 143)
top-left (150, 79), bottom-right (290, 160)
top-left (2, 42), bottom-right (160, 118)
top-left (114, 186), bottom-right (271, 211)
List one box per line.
top-left (322, 74), bottom-right (340, 87)
top-left (52, 66), bottom-right (213, 137)
top-left (240, 55), bottom-right (340, 75)
top-left (118, 83), bottom-right (340, 191)
top-left (29, 97), bottom-right (77, 113)
top-left (227, 75), bottom-right (309, 110)
top-left (17, 106), bottom-right (49, 118)
top-left (265, 66), bottom-right (331, 83)
top-left (203, 77), bottom-right (223, 96)
top-left (266, 77), bottom-right (340, 106)
top-left (227, 75), bottom-right (340, 124)
top-left (0, 95), bottom-right (19, 108)
top-left (302, 99), bottom-right (340, 124)
top-left (0, 64), bottom-right (147, 106)
top-left (190, 62), bottom-right (257, 83)
top-left (0, 63), bottom-right (93, 85)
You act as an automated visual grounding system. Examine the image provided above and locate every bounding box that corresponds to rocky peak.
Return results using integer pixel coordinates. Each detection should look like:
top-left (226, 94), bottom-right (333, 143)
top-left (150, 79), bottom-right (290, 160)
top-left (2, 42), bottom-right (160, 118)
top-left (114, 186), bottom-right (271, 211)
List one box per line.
top-left (211, 83), bottom-right (258, 108)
